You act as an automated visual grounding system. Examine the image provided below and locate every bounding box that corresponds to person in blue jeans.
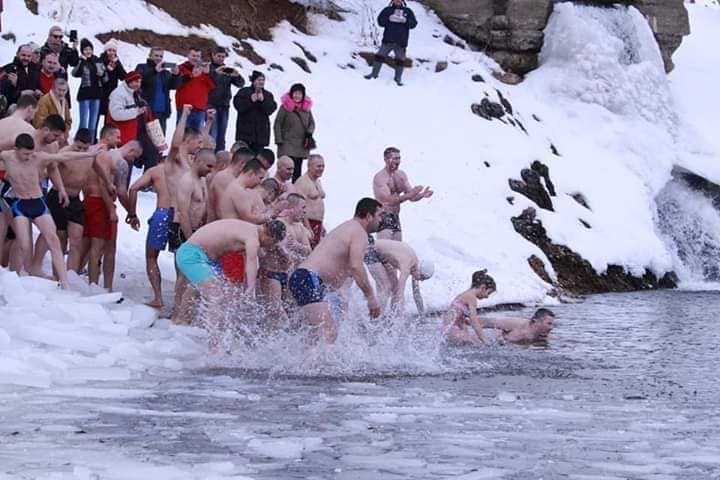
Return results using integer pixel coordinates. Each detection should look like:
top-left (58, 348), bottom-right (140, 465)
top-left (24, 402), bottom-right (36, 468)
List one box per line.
top-left (72, 38), bottom-right (107, 141)
top-left (208, 46), bottom-right (244, 152)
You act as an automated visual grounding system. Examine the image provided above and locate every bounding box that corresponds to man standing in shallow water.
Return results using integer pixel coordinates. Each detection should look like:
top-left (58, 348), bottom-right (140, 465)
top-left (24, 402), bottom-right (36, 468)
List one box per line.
top-left (289, 198), bottom-right (383, 344)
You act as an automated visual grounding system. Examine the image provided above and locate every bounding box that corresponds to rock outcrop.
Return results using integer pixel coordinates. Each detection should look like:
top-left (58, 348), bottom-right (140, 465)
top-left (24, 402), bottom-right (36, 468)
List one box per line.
top-left (420, 0), bottom-right (689, 74)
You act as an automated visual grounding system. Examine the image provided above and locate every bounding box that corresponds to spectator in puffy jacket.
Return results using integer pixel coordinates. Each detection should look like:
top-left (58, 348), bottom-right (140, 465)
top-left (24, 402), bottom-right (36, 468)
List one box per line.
top-left (72, 39), bottom-right (107, 141)
top-left (273, 83), bottom-right (316, 182)
top-left (108, 71), bottom-right (144, 146)
top-left (99, 39), bottom-right (127, 123)
top-left (40, 25), bottom-right (79, 70)
top-left (135, 47), bottom-right (178, 134)
top-left (364, 0), bottom-right (417, 86)
top-left (233, 71), bottom-right (277, 153)
top-left (208, 46), bottom-right (244, 152)
top-left (175, 48), bottom-right (215, 130)
top-left (0, 44), bottom-right (42, 105)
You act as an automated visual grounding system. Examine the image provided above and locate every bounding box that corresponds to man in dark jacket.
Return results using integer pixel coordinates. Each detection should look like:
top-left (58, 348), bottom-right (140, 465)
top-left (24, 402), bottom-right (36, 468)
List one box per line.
top-left (364, 0), bottom-right (418, 86)
top-left (208, 47), bottom-right (244, 152)
top-left (233, 71), bottom-right (277, 153)
top-left (1, 44), bottom-right (42, 104)
top-left (135, 47), bottom-right (178, 134)
top-left (39, 25), bottom-right (79, 70)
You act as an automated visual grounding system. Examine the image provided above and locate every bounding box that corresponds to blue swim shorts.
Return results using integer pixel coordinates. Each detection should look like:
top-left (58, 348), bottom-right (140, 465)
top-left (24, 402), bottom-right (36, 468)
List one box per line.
top-left (146, 207), bottom-right (173, 251)
top-left (288, 268), bottom-right (326, 307)
top-left (175, 242), bottom-right (217, 286)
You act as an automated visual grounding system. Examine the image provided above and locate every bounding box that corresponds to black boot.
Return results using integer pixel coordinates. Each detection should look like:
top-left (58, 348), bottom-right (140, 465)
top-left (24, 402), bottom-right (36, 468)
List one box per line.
top-left (394, 65), bottom-right (404, 86)
top-left (364, 59), bottom-right (383, 79)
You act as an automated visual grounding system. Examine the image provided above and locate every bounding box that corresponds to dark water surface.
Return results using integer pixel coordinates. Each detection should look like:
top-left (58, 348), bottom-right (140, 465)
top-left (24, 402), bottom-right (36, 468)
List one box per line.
top-left (1, 291), bottom-right (719, 479)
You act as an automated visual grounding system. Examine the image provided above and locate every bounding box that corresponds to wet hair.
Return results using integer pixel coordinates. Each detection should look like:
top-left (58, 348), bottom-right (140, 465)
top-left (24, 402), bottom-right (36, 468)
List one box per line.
top-left (286, 193), bottom-right (306, 205)
top-left (383, 146), bottom-right (400, 159)
top-left (257, 148), bottom-right (276, 168)
top-left (100, 123), bottom-right (120, 138)
top-left (261, 178), bottom-right (281, 201)
top-left (42, 114), bottom-right (67, 132)
top-left (74, 128), bottom-right (92, 145)
top-left (231, 147), bottom-right (255, 166)
top-left (183, 127), bottom-right (201, 141)
top-left (16, 94), bottom-right (38, 110)
top-left (530, 308), bottom-right (555, 323)
top-left (241, 158), bottom-right (265, 174)
top-left (263, 219), bottom-right (286, 243)
top-left (15, 133), bottom-right (35, 150)
top-left (354, 197), bottom-right (382, 219)
top-left (471, 269), bottom-right (496, 291)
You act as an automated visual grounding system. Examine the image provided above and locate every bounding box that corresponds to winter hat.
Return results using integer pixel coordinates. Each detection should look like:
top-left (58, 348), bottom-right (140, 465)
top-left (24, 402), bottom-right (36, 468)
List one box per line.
top-left (126, 71), bottom-right (141, 84)
top-left (80, 38), bottom-right (94, 53)
top-left (250, 70), bottom-right (265, 82)
top-left (104, 39), bottom-right (119, 52)
top-left (290, 83), bottom-right (306, 98)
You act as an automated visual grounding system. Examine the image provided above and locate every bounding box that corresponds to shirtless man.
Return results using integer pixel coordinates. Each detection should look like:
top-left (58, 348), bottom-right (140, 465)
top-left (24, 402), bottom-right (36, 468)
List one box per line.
top-left (174, 219), bottom-right (286, 349)
top-left (206, 147), bottom-right (254, 222)
top-left (127, 160), bottom-right (172, 308)
top-left (295, 154), bottom-right (326, 248)
top-left (274, 155), bottom-right (296, 196)
top-left (172, 148), bottom-right (215, 317)
top-left (289, 198), bottom-right (383, 344)
top-left (218, 158), bottom-right (269, 223)
top-left (257, 178), bottom-right (282, 207)
top-left (481, 308), bottom-right (555, 344)
top-left (209, 150), bottom-right (230, 184)
top-left (370, 239), bottom-right (434, 314)
top-left (372, 146), bottom-right (433, 241)
top-left (1, 134), bottom-right (99, 289)
top-left (84, 130), bottom-right (143, 290)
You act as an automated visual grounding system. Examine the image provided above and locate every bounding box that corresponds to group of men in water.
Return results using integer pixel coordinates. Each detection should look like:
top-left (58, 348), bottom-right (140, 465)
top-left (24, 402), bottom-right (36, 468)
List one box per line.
top-left (0, 93), bottom-right (554, 348)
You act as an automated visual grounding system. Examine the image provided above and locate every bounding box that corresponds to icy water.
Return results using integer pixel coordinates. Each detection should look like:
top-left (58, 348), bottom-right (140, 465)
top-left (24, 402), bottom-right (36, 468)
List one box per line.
top-left (2, 290), bottom-right (720, 479)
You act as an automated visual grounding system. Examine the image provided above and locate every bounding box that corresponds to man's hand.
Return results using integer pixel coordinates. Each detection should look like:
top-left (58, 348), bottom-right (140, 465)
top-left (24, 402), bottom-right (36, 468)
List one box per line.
top-left (126, 214), bottom-right (140, 231)
top-left (8, 73), bottom-right (18, 86)
top-left (109, 209), bottom-right (119, 224)
top-left (182, 104), bottom-right (192, 116)
top-left (171, 65), bottom-right (180, 75)
top-left (368, 296), bottom-right (381, 319)
top-left (155, 61), bottom-right (164, 73)
top-left (105, 182), bottom-right (117, 197)
top-left (206, 108), bottom-right (216, 122)
top-left (59, 190), bottom-right (70, 208)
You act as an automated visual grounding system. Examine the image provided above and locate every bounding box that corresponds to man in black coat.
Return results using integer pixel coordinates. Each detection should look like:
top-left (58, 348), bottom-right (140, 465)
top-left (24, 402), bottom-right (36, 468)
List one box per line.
top-left (364, 0), bottom-right (418, 86)
top-left (1, 44), bottom-right (42, 105)
top-left (208, 46), bottom-right (244, 152)
top-left (134, 47), bottom-right (179, 134)
top-left (39, 25), bottom-right (79, 71)
top-left (233, 71), bottom-right (277, 153)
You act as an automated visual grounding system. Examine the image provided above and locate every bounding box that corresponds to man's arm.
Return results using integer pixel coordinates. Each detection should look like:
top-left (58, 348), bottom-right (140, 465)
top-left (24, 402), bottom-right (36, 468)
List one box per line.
top-left (373, 174), bottom-right (421, 207)
top-left (36, 149), bottom-right (96, 167)
top-left (393, 266), bottom-right (411, 310)
top-left (411, 278), bottom-right (424, 315)
top-left (46, 162), bottom-right (68, 206)
top-left (234, 194), bottom-right (270, 224)
top-left (170, 104), bottom-right (191, 153)
top-left (114, 159), bottom-right (132, 213)
top-left (349, 233), bottom-right (380, 316)
top-left (244, 237), bottom-right (259, 294)
top-left (202, 109), bottom-right (215, 147)
top-left (127, 169), bottom-right (154, 227)
top-left (176, 175), bottom-right (194, 240)
top-left (467, 303), bottom-right (488, 344)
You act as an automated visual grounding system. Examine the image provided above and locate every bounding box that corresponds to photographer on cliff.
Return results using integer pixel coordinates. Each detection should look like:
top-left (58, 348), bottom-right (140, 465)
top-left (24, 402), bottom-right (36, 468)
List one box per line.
top-left (364, 0), bottom-right (418, 86)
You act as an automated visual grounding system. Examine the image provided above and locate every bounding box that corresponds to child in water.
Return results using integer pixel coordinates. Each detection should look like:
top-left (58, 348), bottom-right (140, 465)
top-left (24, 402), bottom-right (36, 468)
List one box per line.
top-left (442, 270), bottom-right (496, 345)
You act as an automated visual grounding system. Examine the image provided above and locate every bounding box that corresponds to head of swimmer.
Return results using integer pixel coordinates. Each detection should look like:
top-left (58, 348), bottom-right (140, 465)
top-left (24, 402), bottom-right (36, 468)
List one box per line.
top-left (354, 197), bottom-right (383, 233)
top-left (383, 146), bottom-right (401, 172)
top-left (39, 114), bottom-right (66, 145)
top-left (100, 124), bottom-right (122, 148)
top-left (260, 219), bottom-right (286, 247)
top-left (16, 94), bottom-right (38, 122)
top-left (260, 178), bottom-right (281, 205)
top-left (286, 193), bottom-right (307, 222)
top-left (121, 140), bottom-right (143, 162)
top-left (194, 148), bottom-right (216, 177)
top-left (529, 308), bottom-right (555, 337)
top-left (471, 269), bottom-right (496, 299)
top-left (14, 133), bottom-right (35, 161)
top-left (182, 127), bottom-right (203, 154)
top-left (241, 158), bottom-right (267, 188)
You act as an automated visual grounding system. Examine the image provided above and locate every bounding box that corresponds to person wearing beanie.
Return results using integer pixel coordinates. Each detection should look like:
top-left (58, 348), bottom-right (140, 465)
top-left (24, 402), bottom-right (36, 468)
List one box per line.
top-left (233, 71), bottom-right (277, 153)
top-left (174, 48), bottom-right (215, 129)
top-left (71, 38), bottom-right (107, 141)
top-left (107, 70), bottom-right (144, 145)
top-left (208, 46), bottom-right (244, 152)
top-left (99, 39), bottom-right (127, 123)
top-left (273, 82), bottom-right (316, 182)
top-left (364, 0), bottom-right (418, 86)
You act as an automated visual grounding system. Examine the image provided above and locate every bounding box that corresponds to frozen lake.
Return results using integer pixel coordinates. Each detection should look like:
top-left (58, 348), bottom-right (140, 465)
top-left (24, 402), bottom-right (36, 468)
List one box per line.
top-left (1, 290), bottom-right (719, 479)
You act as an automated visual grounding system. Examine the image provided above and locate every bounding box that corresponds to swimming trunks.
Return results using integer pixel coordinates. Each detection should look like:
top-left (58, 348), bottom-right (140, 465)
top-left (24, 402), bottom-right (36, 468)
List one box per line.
top-left (289, 268), bottom-right (327, 307)
top-left (364, 234), bottom-right (382, 265)
top-left (11, 197), bottom-right (49, 219)
top-left (307, 219), bottom-right (323, 248)
top-left (175, 242), bottom-right (217, 286)
top-left (83, 195), bottom-right (117, 241)
top-left (219, 251), bottom-right (245, 284)
top-left (46, 189), bottom-right (84, 231)
top-left (261, 268), bottom-right (289, 289)
top-left (378, 212), bottom-right (401, 233)
top-left (146, 207), bottom-right (173, 251)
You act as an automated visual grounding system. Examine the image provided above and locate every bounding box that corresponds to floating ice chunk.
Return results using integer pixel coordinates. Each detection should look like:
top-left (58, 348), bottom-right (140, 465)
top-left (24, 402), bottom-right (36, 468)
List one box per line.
top-left (452, 469), bottom-right (511, 480)
top-left (497, 391), bottom-right (518, 402)
top-left (76, 292), bottom-right (123, 304)
top-left (129, 304), bottom-right (157, 328)
top-left (0, 328), bottom-right (10, 347)
top-left (365, 413), bottom-right (399, 423)
top-left (247, 438), bottom-right (304, 459)
top-left (163, 358), bottom-right (183, 370)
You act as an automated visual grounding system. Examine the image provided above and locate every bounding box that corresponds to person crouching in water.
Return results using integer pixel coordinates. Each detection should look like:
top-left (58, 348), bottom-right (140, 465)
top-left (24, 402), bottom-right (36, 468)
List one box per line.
top-left (481, 308), bottom-right (555, 345)
top-left (442, 269), bottom-right (496, 345)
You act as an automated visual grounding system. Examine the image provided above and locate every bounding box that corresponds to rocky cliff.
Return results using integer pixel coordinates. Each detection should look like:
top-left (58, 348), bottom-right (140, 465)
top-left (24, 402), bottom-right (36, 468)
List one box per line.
top-left (421, 0), bottom-right (689, 75)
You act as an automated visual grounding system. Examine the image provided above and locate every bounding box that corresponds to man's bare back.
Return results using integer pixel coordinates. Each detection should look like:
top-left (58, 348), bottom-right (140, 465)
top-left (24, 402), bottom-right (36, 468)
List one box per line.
top-left (188, 219), bottom-right (260, 262)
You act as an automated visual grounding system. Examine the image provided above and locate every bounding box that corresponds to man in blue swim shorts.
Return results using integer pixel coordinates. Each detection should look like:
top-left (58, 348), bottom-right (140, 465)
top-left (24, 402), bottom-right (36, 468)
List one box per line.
top-left (289, 198), bottom-right (383, 344)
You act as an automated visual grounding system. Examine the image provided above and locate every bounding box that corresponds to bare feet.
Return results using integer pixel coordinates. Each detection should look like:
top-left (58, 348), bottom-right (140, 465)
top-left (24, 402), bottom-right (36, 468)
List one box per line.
top-left (28, 268), bottom-right (56, 281)
top-left (145, 299), bottom-right (164, 309)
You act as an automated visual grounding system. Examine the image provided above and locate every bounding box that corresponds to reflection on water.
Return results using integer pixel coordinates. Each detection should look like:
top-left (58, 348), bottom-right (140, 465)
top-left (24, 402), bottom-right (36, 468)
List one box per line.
top-left (1, 290), bottom-right (720, 479)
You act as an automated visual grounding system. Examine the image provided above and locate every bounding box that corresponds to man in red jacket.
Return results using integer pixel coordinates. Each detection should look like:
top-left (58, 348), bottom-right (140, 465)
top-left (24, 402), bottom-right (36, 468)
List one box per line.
top-left (175, 48), bottom-right (215, 130)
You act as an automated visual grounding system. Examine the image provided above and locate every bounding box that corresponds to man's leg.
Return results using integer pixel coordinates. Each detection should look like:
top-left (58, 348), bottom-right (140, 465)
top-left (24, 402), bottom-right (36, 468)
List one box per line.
top-left (365, 44), bottom-right (390, 79)
top-left (9, 216), bottom-right (31, 274)
top-left (393, 45), bottom-right (407, 86)
top-left (368, 262), bottom-right (392, 311)
top-left (259, 275), bottom-right (287, 328)
top-left (88, 237), bottom-right (105, 285)
top-left (33, 215), bottom-right (69, 288)
top-left (145, 243), bottom-right (163, 308)
top-left (301, 302), bottom-right (337, 344)
top-left (66, 222), bottom-right (84, 272)
top-left (0, 209), bottom-right (7, 261)
top-left (102, 231), bottom-right (117, 290)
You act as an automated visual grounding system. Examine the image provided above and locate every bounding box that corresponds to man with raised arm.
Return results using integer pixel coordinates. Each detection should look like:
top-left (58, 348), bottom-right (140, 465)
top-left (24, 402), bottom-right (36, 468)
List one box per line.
top-left (372, 146), bottom-right (433, 241)
top-left (289, 198), bottom-right (383, 344)
top-left (1, 133), bottom-right (99, 289)
top-left (206, 147), bottom-right (254, 222)
top-left (294, 154), bottom-right (325, 248)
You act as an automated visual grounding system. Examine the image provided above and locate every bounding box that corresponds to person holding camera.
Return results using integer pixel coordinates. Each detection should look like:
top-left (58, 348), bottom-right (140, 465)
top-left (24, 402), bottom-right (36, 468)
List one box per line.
top-left (208, 47), bottom-right (244, 152)
top-left (99, 40), bottom-right (127, 125)
top-left (0, 44), bottom-right (41, 105)
top-left (364, 0), bottom-right (418, 86)
top-left (233, 71), bottom-right (277, 154)
top-left (135, 47), bottom-right (178, 134)
top-left (40, 25), bottom-right (79, 71)
top-left (274, 83), bottom-right (316, 182)
top-left (72, 39), bottom-right (107, 142)
top-left (175, 48), bottom-right (216, 130)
